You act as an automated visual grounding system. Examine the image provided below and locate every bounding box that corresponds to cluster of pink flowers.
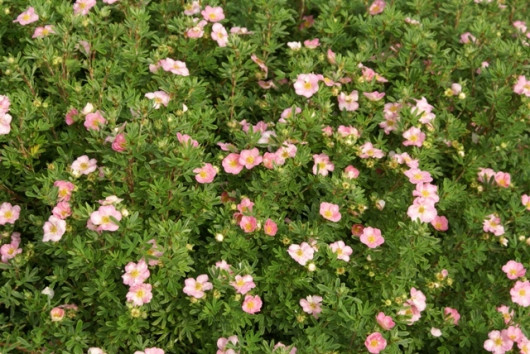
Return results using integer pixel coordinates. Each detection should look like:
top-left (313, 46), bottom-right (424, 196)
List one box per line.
top-left (150, 58), bottom-right (190, 76)
top-left (1, 232), bottom-right (22, 263)
top-left (483, 214), bottom-right (505, 236)
top-left (123, 259), bottom-right (153, 306)
top-left (222, 147), bottom-right (263, 174)
top-left (182, 4), bottom-right (230, 46)
top-left (217, 335), bottom-right (239, 354)
top-left (484, 327), bottom-right (529, 353)
top-left (0, 95), bottom-right (12, 135)
top-left (477, 168), bottom-right (511, 188)
top-left (379, 103), bottom-right (402, 134)
top-left (397, 287), bottom-right (427, 325)
top-left (42, 182), bottom-right (77, 242)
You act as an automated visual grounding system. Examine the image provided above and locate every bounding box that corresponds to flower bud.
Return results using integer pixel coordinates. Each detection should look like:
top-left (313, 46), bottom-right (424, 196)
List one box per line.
top-left (215, 233), bottom-right (224, 242)
top-left (307, 263), bottom-right (316, 272)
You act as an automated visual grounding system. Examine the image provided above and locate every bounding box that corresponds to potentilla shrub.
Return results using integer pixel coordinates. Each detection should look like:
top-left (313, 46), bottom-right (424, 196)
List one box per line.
top-left (0, 0), bottom-right (529, 353)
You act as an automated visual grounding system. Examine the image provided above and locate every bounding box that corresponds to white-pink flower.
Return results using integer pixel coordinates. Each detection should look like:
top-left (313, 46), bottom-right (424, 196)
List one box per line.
top-left (288, 242), bottom-right (314, 266)
top-left (73, 0), bottom-right (97, 16)
top-left (242, 294), bottom-right (262, 314)
top-left (360, 227), bottom-right (384, 248)
top-left (184, 1), bottom-right (200, 16)
top-left (319, 202), bottom-right (341, 222)
top-left (84, 110), bottom-right (106, 131)
top-left (145, 91), bottom-right (170, 109)
top-left (160, 58), bottom-right (190, 76)
top-left (407, 198), bottom-right (437, 223)
top-left (122, 259), bottom-right (150, 286)
top-left (337, 91), bottom-right (359, 111)
top-left (376, 312), bottom-right (395, 330)
top-left (502, 260), bottom-right (526, 280)
top-left (313, 154), bottom-right (334, 176)
top-left (201, 6), bottom-right (225, 22)
top-left (329, 241), bottom-right (352, 262)
top-left (230, 275), bottom-right (256, 295)
top-left (484, 330), bottom-right (513, 353)
top-left (363, 91), bottom-right (386, 101)
top-left (32, 25), bottom-right (55, 39)
top-left (126, 283), bottom-right (153, 306)
top-left (510, 281), bottom-right (530, 307)
top-left (13, 7), bottom-right (39, 25)
top-left (217, 335), bottom-right (238, 354)
top-left (359, 142), bottom-right (384, 159)
top-left (513, 75), bottom-right (530, 97)
top-left (483, 214), bottom-right (505, 236)
top-left (300, 295), bottom-right (323, 318)
top-left (222, 153), bottom-right (244, 174)
top-left (404, 168), bottom-right (433, 184)
top-left (211, 23), bottom-right (229, 47)
top-left (90, 205), bottom-right (122, 232)
top-left (71, 155), bottom-right (98, 176)
top-left (293, 73), bottom-right (320, 98)
top-left (0, 113), bottom-right (11, 135)
top-left (402, 127), bottom-right (426, 147)
top-left (183, 274), bottom-right (213, 299)
top-left (0, 202), bottom-right (21, 225)
top-left (43, 215), bottom-right (67, 242)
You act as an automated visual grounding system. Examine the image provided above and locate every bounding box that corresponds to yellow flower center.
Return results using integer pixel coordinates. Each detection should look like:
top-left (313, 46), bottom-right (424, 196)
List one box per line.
top-left (136, 290), bottom-right (144, 298)
top-left (23, 14), bottom-right (30, 21)
top-left (199, 171), bottom-right (207, 178)
top-left (195, 283), bottom-right (203, 291)
top-left (50, 225), bottom-right (58, 233)
top-left (80, 162), bottom-right (88, 170)
top-left (4, 211), bottom-right (13, 219)
top-left (296, 249), bottom-right (303, 257)
top-left (131, 270), bottom-right (139, 278)
top-left (303, 81), bottom-right (312, 90)
top-left (367, 235), bottom-right (375, 243)
top-left (101, 216), bottom-right (110, 224)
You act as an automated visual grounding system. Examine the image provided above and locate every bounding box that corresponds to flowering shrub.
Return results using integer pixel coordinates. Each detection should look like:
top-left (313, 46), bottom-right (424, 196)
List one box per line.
top-left (1, 0), bottom-right (529, 353)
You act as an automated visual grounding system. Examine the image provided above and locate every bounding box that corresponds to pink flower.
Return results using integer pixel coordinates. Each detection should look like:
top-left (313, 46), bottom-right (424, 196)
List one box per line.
top-left (502, 326), bottom-right (523, 343)
top-left (513, 75), bottom-right (530, 97)
top-left (223, 153), bottom-right (244, 174)
top-left (0, 113), bottom-right (11, 135)
top-left (478, 168), bottom-right (496, 183)
top-left (522, 194), bottom-right (530, 210)
top-left (239, 216), bottom-right (257, 233)
top-left (230, 275), bottom-right (256, 295)
top-left (237, 198), bottom-right (254, 214)
top-left (239, 148), bottom-right (262, 169)
top-left (513, 20), bottom-right (527, 33)
top-left (1, 232), bottom-right (22, 263)
top-left (183, 274), bottom-right (213, 299)
top-left (293, 73), bottom-right (320, 98)
top-left (112, 133), bottom-right (127, 152)
top-left (412, 97), bottom-right (436, 124)
top-left (217, 335), bottom-right (238, 354)
top-left (273, 342), bottom-right (297, 354)
top-left (242, 294), bottom-right (262, 314)
top-left (365, 332), bottom-right (387, 354)
top-left (402, 127), bottom-right (426, 147)
top-left (444, 307), bottom-right (460, 325)
top-left (344, 165), bottom-right (360, 179)
top-left (215, 260), bottom-right (232, 272)
top-left (50, 307), bottom-right (65, 322)
top-left (460, 32), bottom-right (477, 44)
top-left (351, 224), bottom-right (365, 237)
top-left (185, 19), bottom-right (207, 38)
top-left (122, 259), bottom-right (150, 286)
top-left (202, 6), bottom-right (225, 22)
top-left (303, 38), bottom-right (320, 49)
top-left (279, 106), bottom-right (302, 123)
top-left (407, 198), bottom-right (437, 223)
top-left (264, 219), bottom-right (278, 236)
top-left (497, 305), bottom-right (514, 325)
top-left (73, 0), bottom-right (97, 16)
top-left (184, 1), bottom-right (200, 16)
top-left (193, 163), bottom-right (217, 184)
top-left (160, 58), bottom-right (189, 76)
top-left (0, 202), bottom-right (21, 225)
top-left (494, 172), bottom-right (511, 188)
top-left (300, 295), bottom-right (323, 318)
top-left (313, 154), bottom-right (334, 176)
top-left (320, 202), bottom-right (341, 222)
top-left (0, 95), bottom-right (10, 114)
top-left (359, 142), bottom-right (384, 159)
top-left (126, 283), bottom-right (153, 306)
top-left (404, 168), bottom-right (433, 184)
top-left (431, 216), bottom-right (449, 231)
top-left (32, 25), bottom-right (55, 39)
top-left (102, 0), bottom-right (120, 3)
top-left (212, 23), bottom-right (229, 47)
top-left (327, 49), bottom-right (336, 64)
top-left (337, 91), bottom-right (359, 111)
top-left (363, 91), bottom-right (386, 101)
top-left (43, 215), bottom-right (67, 242)
top-left (13, 7), bottom-right (39, 25)
top-left (54, 181), bottom-right (75, 202)
top-left (384, 102), bottom-right (401, 119)
top-left (288, 242), bottom-right (314, 266)
top-left (65, 108), bottom-right (78, 125)
top-left (368, 0), bottom-right (386, 16)
top-left (360, 227), bottom-right (384, 248)
top-left (450, 83), bottom-right (462, 95)
top-left (483, 214), bottom-right (505, 236)
top-left (413, 183), bottom-right (439, 203)
top-left (146, 239), bottom-right (163, 266)
top-left (90, 205), bottom-right (122, 232)
top-left (376, 312), bottom-right (395, 330)
top-left (337, 125), bottom-right (360, 139)
top-left (329, 241), bottom-right (352, 262)
top-left (409, 287), bottom-right (427, 311)
top-left (379, 117), bottom-right (398, 135)
top-left (484, 330), bottom-right (514, 353)
top-left (503, 260), bottom-right (526, 280)
top-left (84, 111), bottom-right (106, 131)
top-left (143, 349), bottom-right (164, 354)
top-left (52, 202), bottom-right (72, 220)
top-left (145, 91), bottom-right (170, 109)
top-left (176, 132), bottom-right (199, 147)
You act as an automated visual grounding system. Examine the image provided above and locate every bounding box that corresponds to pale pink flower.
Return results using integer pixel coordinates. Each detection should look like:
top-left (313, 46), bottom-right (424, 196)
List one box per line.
top-left (412, 97), bottom-right (436, 124)
top-left (184, 1), bottom-right (200, 16)
top-left (402, 127), bottom-right (426, 147)
top-left (502, 326), bottom-right (523, 343)
top-left (87, 348), bottom-right (105, 354)
top-left (273, 342), bottom-right (297, 354)
top-left (368, 0), bottom-right (386, 16)
top-left (430, 328), bottom-right (442, 337)
top-left (360, 227), bottom-right (384, 248)
top-left (65, 108), bottom-right (78, 125)
top-left (145, 91), bottom-right (170, 109)
top-left (483, 214), bottom-right (505, 236)
top-left (313, 154), bottom-right (334, 176)
top-left (239, 216), bottom-right (257, 233)
top-left (383, 102), bottom-right (401, 119)
top-left (262, 152), bottom-right (278, 169)
top-left (50, 307), bottom-right (65, 322)
top-left (407, 198), bottom-right (437, 223)
top-left (363, 91), bottom-right (385, 101)
top-left (32, 25), bottom-right (55, 39)
top-left (319, 202), bottom-right (341, 223)
top-left (359, 142), bottom-right (384, 159)
top-left (365, 332), bottom-right (387, 353)
top-left (409, 287), bottom-right (427, 311)
top-left (484, 330), bottom-right (513, 353)
top-left (98, 195), bottom-right (123, 206)
top-left (217, 335), bottom-right (238, 354)
top-left (185, 19), bottom-right (207, 38)
top-left (0, 113), bottom-right (11, 135)
top-left (90, 205), bottom-right (122, 232)
top-left (303, 38), bottom-right (320, 49)
top-left (160, 58), bottom-right (189, 76)
top-left (337, 91), bottom-right (359, 111)
top-left (502, 260), bottom-right (526, 280)
top-left (522, 194), bottom-right (530, 210)
top-left (211, 23), bottom-right (229, 47)
top-left (264, 219), bottom-right (278, 236)
top-left (513, 75), bottom-right (530, 96)
top-left (239, 148), bottom-right (262, 169)
top-left (519, 338), bottom-right (530, 354)
top-left (13, 7), bottom-right (39, 25)
top-left (202, 6), bottom-right (225, 22)
top-left (478, 168), bottom-right (496, 183)
top-left (460, 32), bottom-right (477, 44)
top-left (398, 303), bottom-right (422, 324)
top-left (0, 203), bottom-right (21, 225)
top-left (376, 312), bottom-right (395, 330)
top-left (183, 274), bottom-right (213, 299)
top-left (431, 216), bottom-right (449, 231)
top-left (337, 125), bottom-right (360, 139)
top-left (73, 0), bottom-right (97, 16)
top-left (293, 73), bottom-right (320, 98)
top-left (54, 181), bottom-right (75, 202)
top-left (84, 111), bottom-right (106, 131)
top-left (102, 0), bottom-right (119, 3)
top-left (405, 17), bottom-right (420, 25)
top-left (193, 163), bottom-right (217, 184)
top-left (242, 294), bottom-right (262, 314)
top-left (251, 54), bottom-right (268, 76)
top-left (513, 21), bottom-right (527, 33)
top-left (222, 153), bottom-right (244, 174)
top-left (112, 133), bottom-right (126, 152)
top-left (215, 260), bottom-right (232, 272)
top-left (43, 215), bottom-right (67, 242)
top-left (230, 26), bottom-right (252, 35)
top-left (344, 165), bottom-right (360, 179)
top-left (122, 259), bottom-right (150, 286)
top-left (497, 305), bottom-right (514, 325)
top-left (300, 295), bottom-right (322, 318)
top-left (52, 202), bottom-right (72, 220)
top-left (404, 168), bottom-right (433, 184)
top-left (1, 233), bottom-right (22, 263)
top-left (450, 83), bottom-right (462, 95)
top-left (0, 95), bottom-right (10, 114)
top-left (329, 241), bottom-right (352, 262)
top-left (176, 132), bottom-right (199, 147)
top-left (327, 49), bottom-right (336, 64)
top-left (379, 117), bottom-right (398, 134)
top-left (275, 143), bottom-right (297, 162)
top-left (237, 198), bottom-right (254, 214)
top-left (230, 275), bottom-right (256, 295)
top-left (444, 307), bottom-right (460, 325)
top-left (143, 349), bottom-right (164, 354)
top-left (288, 242), bottom-right (314, 266)
top-left (126, 283), bottom-right (153, 306)
top-left (279, 106), bottom-right (301, 123)
top-left (494, 172), bottom-right (511, 188)
top-left (413, 183), bottom-right (439, 203)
